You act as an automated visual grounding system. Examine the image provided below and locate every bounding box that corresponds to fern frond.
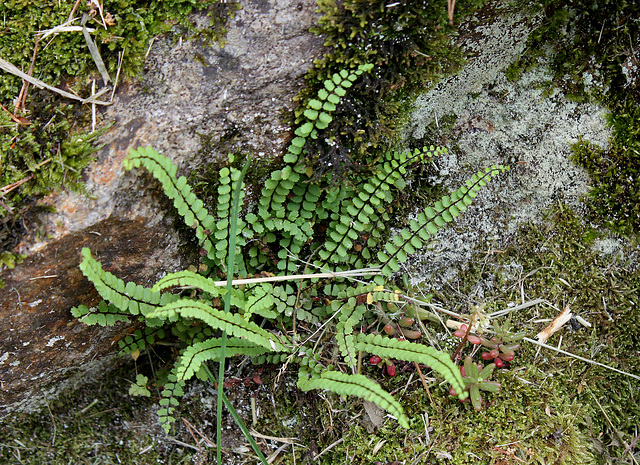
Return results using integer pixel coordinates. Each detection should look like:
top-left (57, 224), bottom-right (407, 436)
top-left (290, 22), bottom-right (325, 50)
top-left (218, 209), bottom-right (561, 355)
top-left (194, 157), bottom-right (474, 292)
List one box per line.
top-left (355, 332), bottom-right (468, 400)
top-left (335, 298), bottom-right (367, 368)
top-left (124, 147), bottom-right (216, 258)
top-left (210, 163), bottom-right (248, 272)
top-left (377, 164), bottom-right (510, 276)
top-left (152, 270), bottom-right (225, 297)
top-left (176, 337), bottom-right (270, 381)
top-left (297, 368), bottom-right (409, 429)
top-left (260, 64), bottom-right (374, 221)
top-left (79, 247), bottom-right (178, 320)
top-left (317, 146), bottom-right (445, 266)
top-left (147, 299), bottom-right (289, 352)
top-left (70, 300), bottom-right (130, 326)
top-left (157, 373), bottom-right (185, 434)
top-left (243, 283), bottom-right (277, 319)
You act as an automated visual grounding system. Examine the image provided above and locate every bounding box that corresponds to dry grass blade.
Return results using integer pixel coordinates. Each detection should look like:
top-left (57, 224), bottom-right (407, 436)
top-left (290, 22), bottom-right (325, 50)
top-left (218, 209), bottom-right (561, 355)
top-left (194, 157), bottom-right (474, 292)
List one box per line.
top-left (81, 13), bottom-right (110, 84)
top-left (37, 19), bottom-right (94, 41)
top-left (206, 268), bottom-right (380, 287)
top-left (0, 58), bottom-right (111, 105)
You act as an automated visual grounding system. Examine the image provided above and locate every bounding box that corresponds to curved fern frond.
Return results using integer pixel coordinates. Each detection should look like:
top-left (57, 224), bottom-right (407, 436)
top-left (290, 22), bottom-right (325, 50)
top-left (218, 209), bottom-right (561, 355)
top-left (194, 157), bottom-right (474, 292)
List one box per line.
top-left (152, 270), bottom-right (225, 297)
top-left (147, 299), bottom-right (289, 352)
top-left (377, 164), bottom-right (510, 276)
top-left (297, 368), bottom-right (409, 429)
top-left (79, 247), bottom-right (178, 321)
top-left (176, 337), bottom-right (270, 381)
top-left (260, 64), bottom-right (374, 222)
top-left (124, 147), bottom-right (216, 258)
top-left (355, 332), bottom-right (468, 400)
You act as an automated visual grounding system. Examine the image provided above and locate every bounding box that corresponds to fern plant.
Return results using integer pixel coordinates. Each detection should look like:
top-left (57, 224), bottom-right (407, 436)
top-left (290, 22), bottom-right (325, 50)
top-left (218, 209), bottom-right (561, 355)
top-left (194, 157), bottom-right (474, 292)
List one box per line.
top-left (72, 63), bottom-right (509, 434)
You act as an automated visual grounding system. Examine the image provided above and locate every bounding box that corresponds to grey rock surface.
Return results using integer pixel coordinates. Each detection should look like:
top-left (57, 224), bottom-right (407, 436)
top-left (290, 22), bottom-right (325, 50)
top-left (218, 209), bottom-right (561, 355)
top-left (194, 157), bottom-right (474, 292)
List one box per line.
top-left (403, 6), bottom-right (612, 289)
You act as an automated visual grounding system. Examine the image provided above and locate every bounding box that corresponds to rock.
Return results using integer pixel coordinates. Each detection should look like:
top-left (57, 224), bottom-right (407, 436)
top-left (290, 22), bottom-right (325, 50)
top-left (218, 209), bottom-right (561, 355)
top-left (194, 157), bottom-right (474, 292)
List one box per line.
top-left (403, 5), bottom-right (612, 289)
top-left (1, 0), bottom-right (324, 418)
top-left (0, 217), bottom-right (185, 417)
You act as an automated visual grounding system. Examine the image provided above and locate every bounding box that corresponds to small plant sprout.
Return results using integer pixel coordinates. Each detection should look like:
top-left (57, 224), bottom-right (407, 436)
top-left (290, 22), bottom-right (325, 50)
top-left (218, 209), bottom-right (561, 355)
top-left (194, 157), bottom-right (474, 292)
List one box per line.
top-left (450, 356), bottom-right (501, 411)
top-left (453, 317), bottom-right (525, 367)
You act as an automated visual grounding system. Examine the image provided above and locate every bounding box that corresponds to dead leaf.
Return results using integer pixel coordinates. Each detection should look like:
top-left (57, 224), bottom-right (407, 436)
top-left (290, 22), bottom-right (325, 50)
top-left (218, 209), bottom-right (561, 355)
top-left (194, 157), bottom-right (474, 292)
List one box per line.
top-left (536, 305), bottom-right (572, 344)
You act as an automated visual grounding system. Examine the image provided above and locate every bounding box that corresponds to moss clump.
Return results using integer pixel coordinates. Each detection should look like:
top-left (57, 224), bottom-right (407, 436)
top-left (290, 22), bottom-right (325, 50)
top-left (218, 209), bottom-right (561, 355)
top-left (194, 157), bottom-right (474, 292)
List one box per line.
top-left (324, 363), bottom-right (594, 464)
top-left (572, 99), bottom-right (640, 235)
top-left (425, 206), bottom-right (639, 462)
top-left (294, 0), bottom-right (486, 179)
top-left (0, 0), bottom-right (235, 98)
top-left (511, 0), bottom-right (640, 235)
top-left (0, 361), bottom-right (195, 464)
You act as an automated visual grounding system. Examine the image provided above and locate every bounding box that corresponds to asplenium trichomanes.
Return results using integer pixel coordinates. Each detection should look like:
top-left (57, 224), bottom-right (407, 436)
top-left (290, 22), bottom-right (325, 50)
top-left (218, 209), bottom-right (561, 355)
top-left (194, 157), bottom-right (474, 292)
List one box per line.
top-left (72, 63), bottom-right (509, 432)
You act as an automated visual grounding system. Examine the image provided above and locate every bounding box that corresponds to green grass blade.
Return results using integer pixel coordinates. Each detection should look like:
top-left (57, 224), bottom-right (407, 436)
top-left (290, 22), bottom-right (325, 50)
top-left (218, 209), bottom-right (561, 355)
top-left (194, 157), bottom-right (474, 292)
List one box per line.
top-left (217, 155), bottom-right (252, 464)
top-left (204, 364), bottom-right (268, 464)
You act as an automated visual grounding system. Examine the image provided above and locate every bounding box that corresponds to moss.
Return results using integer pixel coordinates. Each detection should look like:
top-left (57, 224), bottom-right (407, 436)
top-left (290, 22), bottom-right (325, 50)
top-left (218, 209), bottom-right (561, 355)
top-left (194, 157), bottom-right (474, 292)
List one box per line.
top-left (571, 99), bottom-right (640, 235)
top-left (293, 0), bottom-right (487, 179)
top-left (421, 206), bottom-right (639, 462)
top-left (0, 0), bottom-right (237, 260)
top-left (0, 360), bottom-right (196, 464)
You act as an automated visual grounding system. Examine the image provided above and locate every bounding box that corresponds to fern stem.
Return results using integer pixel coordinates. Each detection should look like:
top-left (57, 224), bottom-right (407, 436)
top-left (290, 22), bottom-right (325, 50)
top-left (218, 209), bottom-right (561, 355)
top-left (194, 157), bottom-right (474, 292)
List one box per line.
top-left (217, 155), bottom-right (252, 464)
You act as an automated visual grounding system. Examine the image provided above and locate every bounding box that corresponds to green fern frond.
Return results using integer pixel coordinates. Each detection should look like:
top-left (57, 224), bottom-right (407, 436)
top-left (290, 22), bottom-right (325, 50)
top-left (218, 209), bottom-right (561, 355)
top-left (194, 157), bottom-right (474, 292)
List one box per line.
top-left (152, 270), bottom-right (225, 297)
top-left (79, 247), bottom-right (178, 320)
top-left (377, 164), bottom-right (510, 276)
top-left (335, 298), bottom-right (367, 368)
top-left (243, 283), bottom-right (277, 319)
top-left (70, 300), bottom-right (130, 326)
top-left (147, 299), bottom-right (289, 352)
top-left (355, 332), bottom-right (468, 400)
top-left (317, 146), bottom-right (446, 266)
top-left (210, 162), bottom-right (248, 272)
top-left (297, 368), bottom-right (409, 428)
top-left (176, 337), bottom-right (270, 381)
top-left (157, 373), bottom-right (185, 434)
top-left (124, 147), bottom-right (216, 258)
top-left (261, 64), bottom-right (374, 220)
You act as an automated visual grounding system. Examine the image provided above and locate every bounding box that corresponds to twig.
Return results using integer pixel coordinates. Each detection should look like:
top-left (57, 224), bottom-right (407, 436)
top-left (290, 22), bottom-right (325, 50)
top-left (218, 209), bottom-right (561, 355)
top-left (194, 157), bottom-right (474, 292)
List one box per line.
top-left (110, 49), bottom-right (124, 102)
top-left (1, 174), bottom-right (34, 196)
top-left (313, 437), bottom-right (344, 462)
top-left (0, 57), bottom-right (111, 105)
top-left (68, 0), bottom-right (83, 22)
top-left (91, 79), bottom-right (96, 132)
top-left (414, 362), bottom-right (435, 406)
top-left (523, 337), bottom-right (640, 381)
top-left (15, 34), bottom-right (40, 112)
top-left (181, 417), bottom-right (216, 449)
top-left (199, 269), bottom-right (380, 288)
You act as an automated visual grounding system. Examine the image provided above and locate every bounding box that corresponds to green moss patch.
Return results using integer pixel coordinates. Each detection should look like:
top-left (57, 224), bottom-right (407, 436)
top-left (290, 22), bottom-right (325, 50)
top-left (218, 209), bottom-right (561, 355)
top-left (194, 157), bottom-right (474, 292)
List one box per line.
top-left (0, 0), bottom-right (237, 261)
